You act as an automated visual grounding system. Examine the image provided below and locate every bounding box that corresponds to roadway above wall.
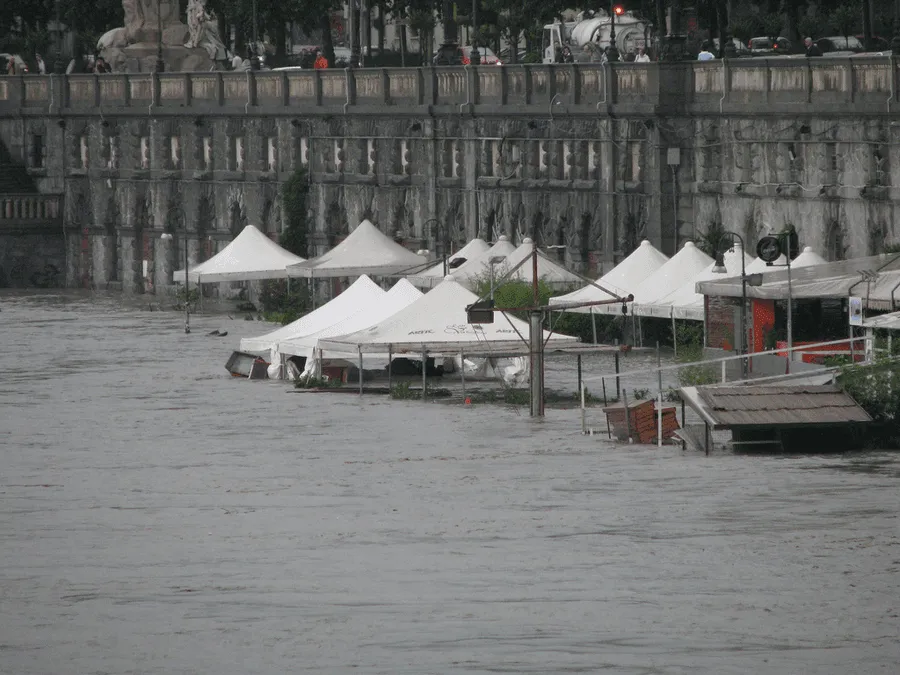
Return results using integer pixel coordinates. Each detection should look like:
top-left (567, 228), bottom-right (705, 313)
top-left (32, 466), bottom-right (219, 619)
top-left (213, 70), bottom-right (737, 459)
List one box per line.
top-left (0, 58), bottom-right (897, 120)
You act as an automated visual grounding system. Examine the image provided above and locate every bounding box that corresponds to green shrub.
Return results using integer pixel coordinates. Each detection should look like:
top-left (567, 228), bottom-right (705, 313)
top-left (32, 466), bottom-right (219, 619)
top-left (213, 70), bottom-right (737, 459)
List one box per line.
top-left (837, 359), bottom-right (900, 422)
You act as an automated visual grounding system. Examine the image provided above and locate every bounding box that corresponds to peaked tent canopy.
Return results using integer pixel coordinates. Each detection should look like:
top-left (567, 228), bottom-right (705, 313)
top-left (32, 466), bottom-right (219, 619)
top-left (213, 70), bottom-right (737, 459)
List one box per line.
top-left (279, 278), bottom-right (424, 360)
top-left (447, 236), bottom-right (518, 289)
top-left (174, 225), bottom-right (305, 283)
top-left (614, 242), bottom-right (714, 316)
top-left (745, 254), bottom-right (787, 274)
top-left (500, 238), bottom-right (584, 289)
top-left (406, 238), bottom-right (491, 288)
top-left (793, 246), bottom-right (828, 268)
top-left (640, 244), bottom-right (754, 320)
top-left (239, 275), bottom-right (385, 356)
top-left (286, 219), bottom-right (426, 278)
top-left (318, 275), bottom-right (579, 355)
top-left (549, 240), bottom-right (669, 313)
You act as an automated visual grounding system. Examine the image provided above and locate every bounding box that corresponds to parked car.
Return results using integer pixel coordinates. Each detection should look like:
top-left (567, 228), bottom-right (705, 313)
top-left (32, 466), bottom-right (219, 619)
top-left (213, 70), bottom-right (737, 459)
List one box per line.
top-left (711, 37), bottom-right (752, 57)
top-left (855, 35), bottom-right (891, 52)
top-left (748, 36), bottom-right (792, 55)
top-left (815, 36), bottom-right (864, 55)
top-left (433, 45), bottom-right (502, 66)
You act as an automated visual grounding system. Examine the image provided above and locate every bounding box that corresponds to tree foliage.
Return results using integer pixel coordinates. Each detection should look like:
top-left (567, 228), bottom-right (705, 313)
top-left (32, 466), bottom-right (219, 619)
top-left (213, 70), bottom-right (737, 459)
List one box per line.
top-left (280, 166), bottom-right (310, 258)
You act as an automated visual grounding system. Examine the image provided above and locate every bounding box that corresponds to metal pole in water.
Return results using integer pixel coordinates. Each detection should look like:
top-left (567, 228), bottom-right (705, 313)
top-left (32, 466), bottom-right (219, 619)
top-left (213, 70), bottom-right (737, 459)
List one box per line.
top-left (581, 383), bottom-right (587, 435)
top-left (577, 354), bottom-right (582, 395)
top-left (460, 349), bottom-right (466, 402)
top-left (657, 341), bottom-right (663, 448)
top-left (657, 391), bottom-right (663, 448)
top-left (614, 350), bottom-right (621, 401)
top-left (529, 310), bottom-right (545, 417)
top-left (622, 386), bottom-right (632, 443)
top-left (387, 344), bottom-right (393, 391)
top-left (422, 345), bottom-right (427, 401)
top-left (183, 230), bottom-right (190, 334)
top-left (786, 255), bottom-right (793, 375)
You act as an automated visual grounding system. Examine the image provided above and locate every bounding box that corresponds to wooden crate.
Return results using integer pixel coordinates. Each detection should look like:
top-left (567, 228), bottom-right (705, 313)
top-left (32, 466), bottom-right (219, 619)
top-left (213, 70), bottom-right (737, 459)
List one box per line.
top-left (602, 400), bottom-right (680, 444)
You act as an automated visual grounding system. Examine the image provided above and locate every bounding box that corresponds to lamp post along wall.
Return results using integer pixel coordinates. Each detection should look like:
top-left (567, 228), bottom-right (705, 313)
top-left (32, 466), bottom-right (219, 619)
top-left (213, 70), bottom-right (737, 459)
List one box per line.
top-left (470, 0), bottom-right (480, 65)
top-left (155, 0), bottom-right (165, 72)
top-left (608, 5), bottom-right (620, 62)
top-left (894, 0), bottom-right (900, 56)
top-left (712, 231), bottom-right (748, 379)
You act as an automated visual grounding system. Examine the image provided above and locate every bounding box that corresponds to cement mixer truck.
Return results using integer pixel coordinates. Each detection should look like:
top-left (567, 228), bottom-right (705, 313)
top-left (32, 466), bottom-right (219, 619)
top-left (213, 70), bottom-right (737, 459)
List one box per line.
top-left (542, 9), bottom-right (649, 63)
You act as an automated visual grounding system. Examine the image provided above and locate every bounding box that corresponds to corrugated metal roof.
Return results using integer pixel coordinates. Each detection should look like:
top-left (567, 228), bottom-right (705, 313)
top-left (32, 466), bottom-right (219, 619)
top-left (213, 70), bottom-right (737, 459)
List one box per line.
top-left (696, 385), bottom-right (871, 428)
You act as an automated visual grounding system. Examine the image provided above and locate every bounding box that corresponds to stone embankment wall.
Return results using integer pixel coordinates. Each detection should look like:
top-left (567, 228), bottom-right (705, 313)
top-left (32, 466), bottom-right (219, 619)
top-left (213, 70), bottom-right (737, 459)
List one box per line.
top-left (0, 59), bottom-right (896, 290)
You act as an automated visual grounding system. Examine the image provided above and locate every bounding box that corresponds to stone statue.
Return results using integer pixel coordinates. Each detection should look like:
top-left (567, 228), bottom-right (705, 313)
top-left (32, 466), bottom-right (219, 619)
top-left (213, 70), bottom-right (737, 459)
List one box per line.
top-left (97, 0), bottom-right (225, 72)
top-left (184, 0), bottom-right (227, 62)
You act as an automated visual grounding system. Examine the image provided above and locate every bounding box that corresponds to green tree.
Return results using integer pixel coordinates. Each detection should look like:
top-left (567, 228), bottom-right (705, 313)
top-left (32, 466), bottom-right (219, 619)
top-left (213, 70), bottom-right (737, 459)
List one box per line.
top-left (761, 12), bottom-right (784, 40)
top-left (280, 167), bottom-right (311, 258)
top-left (830, 3), bottom-right (858, 40)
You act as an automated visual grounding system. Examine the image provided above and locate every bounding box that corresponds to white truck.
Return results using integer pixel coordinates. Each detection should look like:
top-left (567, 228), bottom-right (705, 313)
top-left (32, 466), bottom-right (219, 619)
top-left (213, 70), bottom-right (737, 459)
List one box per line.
top-left (542, 10), bottom-right (648, 63)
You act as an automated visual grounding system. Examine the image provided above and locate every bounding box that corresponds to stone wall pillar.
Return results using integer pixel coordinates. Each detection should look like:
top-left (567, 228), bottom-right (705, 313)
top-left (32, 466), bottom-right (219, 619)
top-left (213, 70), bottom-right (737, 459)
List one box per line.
top-left (91, 233), bottom-right (109, 287)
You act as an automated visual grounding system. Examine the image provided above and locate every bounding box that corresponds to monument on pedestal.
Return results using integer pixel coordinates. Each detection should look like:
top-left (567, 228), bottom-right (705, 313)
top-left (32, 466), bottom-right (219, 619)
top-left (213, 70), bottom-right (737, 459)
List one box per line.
top-left (97, 0), bottom-right (227, 72)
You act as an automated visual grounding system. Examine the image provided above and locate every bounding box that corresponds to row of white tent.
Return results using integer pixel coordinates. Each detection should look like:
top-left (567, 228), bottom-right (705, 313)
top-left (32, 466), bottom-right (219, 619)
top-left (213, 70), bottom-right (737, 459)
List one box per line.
top-left (549, 239), bottom-right (827, 320)
top-left (173, 220), bottom-right (584, 290)
top-left (240, 274), bottom-right (577, 380)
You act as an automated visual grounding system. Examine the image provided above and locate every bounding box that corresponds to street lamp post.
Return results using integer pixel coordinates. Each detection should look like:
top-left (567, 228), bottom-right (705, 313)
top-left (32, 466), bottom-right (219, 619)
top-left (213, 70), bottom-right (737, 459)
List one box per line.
top-left (893, 0), bottom-right (900, 55)
top-left (712, 231), bottom-right (748, 379)
top-left (470, 0), bottom-right (480, 65)
top-left (250, 0), bottom-right (260, 70)
top-left (424, 218), bottom-right (447, 275)
top-left (155, 0), bottom-right (165, 72)
top-left (608, 4), bottom-right (622, 62)
top-left (161, 228), bottom-right (191, 334)
top-left (53, 0), bottom-right (65, 74)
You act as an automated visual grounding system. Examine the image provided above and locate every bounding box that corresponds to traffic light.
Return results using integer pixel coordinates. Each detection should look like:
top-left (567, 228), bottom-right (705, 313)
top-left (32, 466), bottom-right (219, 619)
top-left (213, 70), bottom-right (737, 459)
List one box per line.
top-left (613, 5), bottom-right (625, 16)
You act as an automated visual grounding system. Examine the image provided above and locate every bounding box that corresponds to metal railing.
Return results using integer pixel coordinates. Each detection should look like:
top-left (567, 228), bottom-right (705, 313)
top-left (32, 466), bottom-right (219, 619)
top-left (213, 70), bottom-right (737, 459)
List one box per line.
top-left (579, 336), bottom-right (874, 445)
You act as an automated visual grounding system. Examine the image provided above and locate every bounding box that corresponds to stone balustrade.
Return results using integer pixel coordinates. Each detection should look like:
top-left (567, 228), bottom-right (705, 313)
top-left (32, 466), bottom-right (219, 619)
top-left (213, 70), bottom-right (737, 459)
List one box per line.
top-left (0, 194), bottom-right (63, 232)
top-left (0, 58), bottom-right (895, 117)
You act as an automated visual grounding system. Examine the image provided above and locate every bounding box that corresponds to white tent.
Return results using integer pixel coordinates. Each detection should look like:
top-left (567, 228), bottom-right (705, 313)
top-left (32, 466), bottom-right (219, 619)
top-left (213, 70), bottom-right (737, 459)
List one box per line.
top-left (745, 254), bottom-right (787, 274)
top-left (174, 225), bottom-right (305, 283)
top-left (446, 235), bottom-right (518, 289)
top-left (286, 219), bottom-right (426, 278)
top-left (406, 238), bottom-right (491, 288)
top-left (280, 278), bottom-right (423, 365)
top-left (239, 274), bottom-right (385, 357)
top-left (646, 244), bottom-right (754, 320)
top-left (793, 246), bottom-right (828, 268)
top-left (500, 238), bottom-right (584, 289)
top-left (317, 275), bottom-right (579, 355)
top-left (549, 239), bottom-right (669, 313)
top-left (600, 242), bottom-right (713, 316)
top-left (744, 246), bottom-right (826, 275)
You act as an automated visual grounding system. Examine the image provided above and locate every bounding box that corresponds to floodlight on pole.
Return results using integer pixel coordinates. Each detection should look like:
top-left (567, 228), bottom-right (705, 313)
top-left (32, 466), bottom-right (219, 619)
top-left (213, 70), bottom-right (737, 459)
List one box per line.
top-left (711, 232), bottom-right (748, 379)
top-left (608, 4), bottom-right (624, 62)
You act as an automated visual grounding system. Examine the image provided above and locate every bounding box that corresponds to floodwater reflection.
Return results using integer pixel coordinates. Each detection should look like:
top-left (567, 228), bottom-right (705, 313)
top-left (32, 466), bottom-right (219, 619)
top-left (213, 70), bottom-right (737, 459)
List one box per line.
top-left (0, 291), bottom-right (898, 674)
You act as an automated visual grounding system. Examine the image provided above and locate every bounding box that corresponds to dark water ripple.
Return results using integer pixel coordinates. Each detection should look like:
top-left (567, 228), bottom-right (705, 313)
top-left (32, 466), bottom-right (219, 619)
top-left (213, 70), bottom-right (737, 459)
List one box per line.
top-left (0, 291), bottom-right (898, 674)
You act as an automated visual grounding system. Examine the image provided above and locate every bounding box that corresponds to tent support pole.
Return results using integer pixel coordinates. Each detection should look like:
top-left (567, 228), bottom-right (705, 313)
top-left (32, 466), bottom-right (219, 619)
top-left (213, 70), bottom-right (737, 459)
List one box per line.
top-left (388, 345), bottom-right (393, 392)
top-left (358, 347), bottom-right (363, 396)
top-left (591, 307), bottom-right (597, 344)
top-left (460, 350), bottom-right (466, 403)
top-left (577, 353), bottom-right (582, 395)
top-left (422, 345), bottom-right (427, 401)
top-left (672, 311), bottom-right (677, 358)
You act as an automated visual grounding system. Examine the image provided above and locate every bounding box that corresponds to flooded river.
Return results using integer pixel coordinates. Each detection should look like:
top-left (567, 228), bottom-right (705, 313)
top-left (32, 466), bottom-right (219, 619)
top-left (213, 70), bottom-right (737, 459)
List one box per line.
top-left (1, 292), bottom-right (898, 674)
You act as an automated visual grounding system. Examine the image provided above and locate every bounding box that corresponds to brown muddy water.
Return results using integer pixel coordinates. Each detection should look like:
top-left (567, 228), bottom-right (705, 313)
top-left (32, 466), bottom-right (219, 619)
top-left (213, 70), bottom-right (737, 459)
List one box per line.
top-left (1, 291), bottom-right (898, 674)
